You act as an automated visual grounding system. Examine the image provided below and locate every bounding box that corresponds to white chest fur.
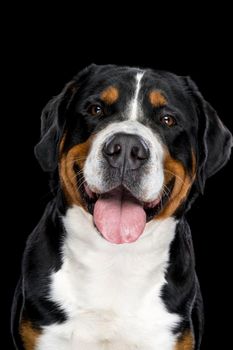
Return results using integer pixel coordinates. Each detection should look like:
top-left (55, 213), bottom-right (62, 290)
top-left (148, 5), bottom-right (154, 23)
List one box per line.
top-left (36, 206), bottom-right (180, 350)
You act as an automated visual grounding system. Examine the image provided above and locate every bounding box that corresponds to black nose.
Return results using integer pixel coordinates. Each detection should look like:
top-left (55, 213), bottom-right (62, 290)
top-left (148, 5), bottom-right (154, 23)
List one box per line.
top-left (103, 133), bottom-right (149, 171)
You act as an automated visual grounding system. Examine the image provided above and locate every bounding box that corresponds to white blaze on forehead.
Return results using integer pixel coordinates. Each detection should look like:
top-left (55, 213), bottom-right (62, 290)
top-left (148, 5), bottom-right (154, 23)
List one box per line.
top-left (128, 72), bottom-right (144, 120)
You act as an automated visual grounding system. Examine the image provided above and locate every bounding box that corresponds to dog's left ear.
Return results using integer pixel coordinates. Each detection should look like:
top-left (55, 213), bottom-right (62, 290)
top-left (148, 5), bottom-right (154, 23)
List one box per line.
top-left (181, 76), bottom-right (233, 193)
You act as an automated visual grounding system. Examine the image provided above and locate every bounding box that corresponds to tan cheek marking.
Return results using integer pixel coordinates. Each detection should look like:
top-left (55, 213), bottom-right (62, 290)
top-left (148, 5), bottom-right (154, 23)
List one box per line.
top-left (149, 90), bottom-right (167, 108)
top-left (156, 151), bottom-right (196, 220)
top-left (175, 330), bottom-right (194, 350)
top-left (100, 86), bottom-right (119, 105)
top-left (20, 320), bottom-right (41, 350)
top-left (59, 137), bottom-right (92, 207)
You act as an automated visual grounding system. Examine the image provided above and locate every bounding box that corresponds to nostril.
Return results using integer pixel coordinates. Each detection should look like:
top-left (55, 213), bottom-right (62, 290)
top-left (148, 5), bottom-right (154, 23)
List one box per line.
top-left (131, 144), bottom-right (149, 160)
top-left (104, 142), bottom-right (121, 156)
top-left (112, 144), bottom-right (121, 155)
top-left (131, 146), bottom-right (140, 159)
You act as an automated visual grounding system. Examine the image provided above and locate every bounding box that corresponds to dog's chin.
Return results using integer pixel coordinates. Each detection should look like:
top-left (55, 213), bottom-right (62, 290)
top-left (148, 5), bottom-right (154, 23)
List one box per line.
top-left (78, 179), bottom-right (174, 244)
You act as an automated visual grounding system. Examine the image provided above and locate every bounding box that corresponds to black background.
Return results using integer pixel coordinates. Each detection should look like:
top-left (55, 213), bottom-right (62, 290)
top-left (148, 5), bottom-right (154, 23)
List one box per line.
top-left (4, 11), bottom-right (233, 349)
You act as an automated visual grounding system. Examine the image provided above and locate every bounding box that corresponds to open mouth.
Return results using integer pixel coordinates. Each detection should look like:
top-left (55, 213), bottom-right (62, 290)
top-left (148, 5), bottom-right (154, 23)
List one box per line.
top-left (82, 181), bottom-right (174, 220)
top-left (79, 176), bottom-right (174, 244)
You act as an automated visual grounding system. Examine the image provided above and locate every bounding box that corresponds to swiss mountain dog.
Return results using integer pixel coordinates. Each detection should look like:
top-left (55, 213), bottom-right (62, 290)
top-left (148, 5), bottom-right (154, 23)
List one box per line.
top-left (11, 64), bottom-right (232, 350)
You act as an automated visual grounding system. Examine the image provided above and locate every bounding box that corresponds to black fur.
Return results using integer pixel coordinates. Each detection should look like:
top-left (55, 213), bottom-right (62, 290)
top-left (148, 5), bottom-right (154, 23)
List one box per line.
top-left (12, 65), bottom-right (232, 349)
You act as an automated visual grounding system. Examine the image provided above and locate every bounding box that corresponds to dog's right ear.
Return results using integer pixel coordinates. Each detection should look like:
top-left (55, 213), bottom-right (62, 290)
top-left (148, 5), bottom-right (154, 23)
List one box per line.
top-left (34, 64), bottom-right (97, 172)
top-left (34, 81), bottom-right (78, 172)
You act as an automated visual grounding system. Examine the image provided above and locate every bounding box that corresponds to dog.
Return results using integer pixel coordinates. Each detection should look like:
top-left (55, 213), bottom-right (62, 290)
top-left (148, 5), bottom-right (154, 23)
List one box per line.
top-left (11, 64), bottom-right (232, 350)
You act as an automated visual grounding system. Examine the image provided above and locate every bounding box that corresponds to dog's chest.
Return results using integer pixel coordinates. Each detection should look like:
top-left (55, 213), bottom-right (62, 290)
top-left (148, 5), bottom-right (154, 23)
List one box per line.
top-left (36, 207), bottom-right (180, 350)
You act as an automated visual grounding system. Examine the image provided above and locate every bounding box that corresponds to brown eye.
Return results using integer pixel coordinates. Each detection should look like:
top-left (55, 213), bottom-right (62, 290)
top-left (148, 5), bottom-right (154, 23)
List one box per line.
top-left (88, 104), bottom-right (104, 117)
top-left (160, 115), bottom-right (176, 127)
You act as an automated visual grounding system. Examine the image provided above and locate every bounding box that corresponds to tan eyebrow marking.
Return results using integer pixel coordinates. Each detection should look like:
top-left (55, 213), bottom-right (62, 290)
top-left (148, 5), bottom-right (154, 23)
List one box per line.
top-left (100, 86), bottom-right (119, 105)
top-left (149, 90), bottom-right (167, 107)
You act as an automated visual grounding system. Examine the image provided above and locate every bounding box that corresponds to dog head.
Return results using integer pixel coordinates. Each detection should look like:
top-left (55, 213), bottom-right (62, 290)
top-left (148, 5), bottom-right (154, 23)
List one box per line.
top-left (35, 64), bottom-right (232, 243)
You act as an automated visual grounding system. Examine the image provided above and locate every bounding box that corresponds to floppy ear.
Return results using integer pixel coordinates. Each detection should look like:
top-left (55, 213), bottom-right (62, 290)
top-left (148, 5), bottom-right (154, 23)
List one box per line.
top-left (34, 81), bottom-right (78, 172)
top-left (182, 76), bottom-right (232, 193)
top-left (34, 64), bottom-right (98, 172)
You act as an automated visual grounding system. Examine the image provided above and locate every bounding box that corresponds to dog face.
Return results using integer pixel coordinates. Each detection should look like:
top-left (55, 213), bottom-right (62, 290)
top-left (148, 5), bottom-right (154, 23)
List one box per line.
top-left (35, 64), bottom-right (232, 243)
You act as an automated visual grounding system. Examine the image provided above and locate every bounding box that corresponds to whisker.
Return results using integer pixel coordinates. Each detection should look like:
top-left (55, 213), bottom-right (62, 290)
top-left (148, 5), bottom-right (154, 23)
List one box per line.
top-left (73, 156), bottom-right (87, 162)
top-left (77, 178), bottom-right (87, 191)
top-left (64, 157), bottom-right (87, 166)
top-left (71, 173), bottom-right (85, 183)
top-left (162, 184), bottom-right (171, 197)
top-left (164, 169), bottom-right (185, 186)
top-left (75, 169), bottom-right (85, 177)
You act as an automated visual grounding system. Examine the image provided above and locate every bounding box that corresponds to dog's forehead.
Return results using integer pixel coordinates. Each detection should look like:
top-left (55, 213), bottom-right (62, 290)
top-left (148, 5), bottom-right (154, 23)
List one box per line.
top-left (85, 66), bottom-right (184, 98)
top-left (78, 66), bottom-right (195, 122)
top-left (85, 67), bottom-right (142, 93)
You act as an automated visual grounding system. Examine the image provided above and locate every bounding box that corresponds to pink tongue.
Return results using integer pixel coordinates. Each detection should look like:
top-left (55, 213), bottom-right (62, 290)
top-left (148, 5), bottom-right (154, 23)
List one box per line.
top-left (93, 188), bottom-right (146, 244)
